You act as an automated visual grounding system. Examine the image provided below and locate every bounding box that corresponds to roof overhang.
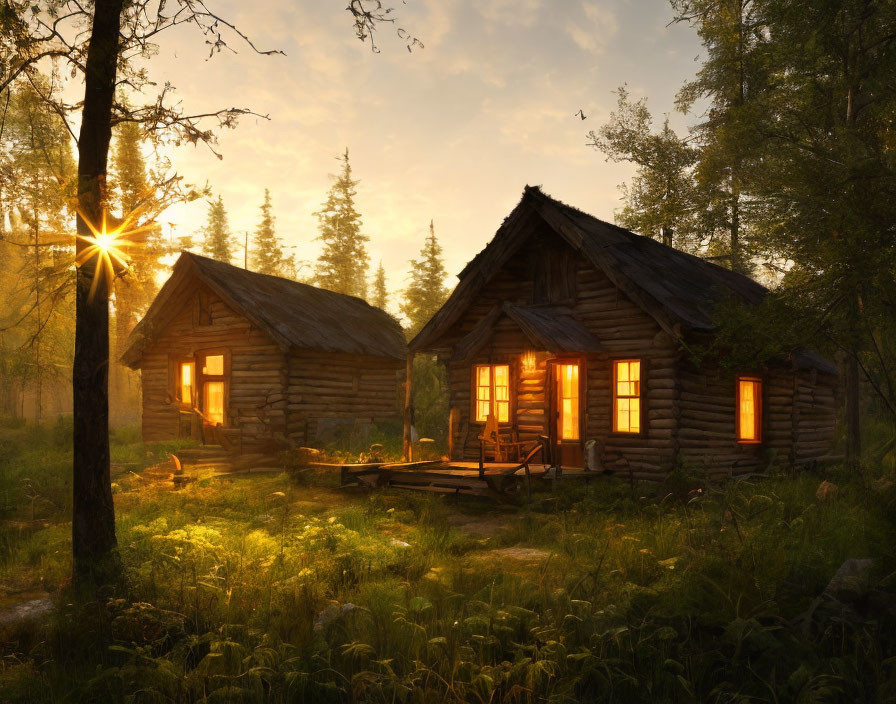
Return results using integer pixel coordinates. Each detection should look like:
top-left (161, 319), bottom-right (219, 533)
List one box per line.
top-left (453, 303), bottom-right (602, 363)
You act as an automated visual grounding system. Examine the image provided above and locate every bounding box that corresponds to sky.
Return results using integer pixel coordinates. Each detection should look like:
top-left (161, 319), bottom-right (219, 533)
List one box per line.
top-left (139, 0), bottom-right (703, 314)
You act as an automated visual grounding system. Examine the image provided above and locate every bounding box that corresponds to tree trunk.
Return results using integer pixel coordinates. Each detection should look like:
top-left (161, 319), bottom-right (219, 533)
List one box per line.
top-left (402, 351), bottom-right (414, 461)
top-left (845, 352), bottom-right (861, 470)
top-left (72, 0), bottom-right (125, 584)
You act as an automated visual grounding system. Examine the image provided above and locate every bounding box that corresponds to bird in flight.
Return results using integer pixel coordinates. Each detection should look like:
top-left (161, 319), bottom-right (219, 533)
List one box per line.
top-left (575, 109), bottom-right (587, 120)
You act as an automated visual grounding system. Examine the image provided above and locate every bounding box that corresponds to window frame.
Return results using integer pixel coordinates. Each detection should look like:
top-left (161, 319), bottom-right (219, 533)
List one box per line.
top-left (471, 362), bottom-right (513, 425)
top-left (169, 355), bottom-right (197, 408)
top-left (197, 348), bottom-right (231, 427)
top-left (736, 375), bottom-right (763, 445)
top-left (555, 361), bottom-right (582, 441)
top-left (612, 358), bottom-right (644, 436)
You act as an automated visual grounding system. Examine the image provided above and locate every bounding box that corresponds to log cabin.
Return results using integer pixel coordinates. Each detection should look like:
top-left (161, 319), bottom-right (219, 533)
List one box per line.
top-left (122, 252), bottom-right (406, 454)
top-left (406, 186), bottom-right (838, 479)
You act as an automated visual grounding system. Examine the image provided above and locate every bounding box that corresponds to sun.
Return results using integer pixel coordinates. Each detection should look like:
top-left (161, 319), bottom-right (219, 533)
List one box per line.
top-left (75, 208), bottom-right (156, 301)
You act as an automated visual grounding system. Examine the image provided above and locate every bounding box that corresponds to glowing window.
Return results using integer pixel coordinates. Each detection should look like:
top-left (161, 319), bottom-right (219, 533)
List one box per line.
top-left (203, 354), bottom-right (224, 376)
top-left (474, 364), bottom-right (510, 423)
top-left (204, 381), bottom-right (225, 425)
top-left (557, 363), bottom-right (580, 440)
top-left (613, 360), bottom-right (641, 433)
top-left (737, 376), bottom-right (762, 443)
top-left (178, 361), bottom-right (194, 405)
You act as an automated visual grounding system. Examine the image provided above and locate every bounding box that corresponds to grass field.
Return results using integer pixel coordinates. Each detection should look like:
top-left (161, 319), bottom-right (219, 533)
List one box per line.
top-left (1, 420), bottom-right (895, 702)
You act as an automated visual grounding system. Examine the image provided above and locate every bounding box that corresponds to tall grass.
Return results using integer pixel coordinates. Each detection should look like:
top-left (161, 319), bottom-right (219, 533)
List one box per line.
top-left (0, 421), bottom-right (894, 702)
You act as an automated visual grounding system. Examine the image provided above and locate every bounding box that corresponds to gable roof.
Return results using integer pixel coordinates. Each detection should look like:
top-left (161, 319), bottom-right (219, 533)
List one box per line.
top-left (122, 252), bottom-right (406, 367)
top-left (411, 185), bottom-right (836, 375)
top-left (453, 303), bottom-right (602, 363)
top-left (503, 303), bottom-right (603, 355)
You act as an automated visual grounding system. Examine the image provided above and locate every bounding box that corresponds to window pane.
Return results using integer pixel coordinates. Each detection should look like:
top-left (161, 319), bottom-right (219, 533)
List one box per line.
top-left (558, 364), bottom-right (579, 440)
top-left (617, 397), bottom-right (629, 432)
top-left (497, 401), bottom-right (509, 423)
top-left (204, 381), bottom-right (225, 425)
top-left (618, 362), bottom-right (629, 382)
top-left (494, 365), bottom-right (509, 387)
top-left (203, 354), bottom-right (224, 375)
top-left (738, 379), bottom-right (759, 441)
top-left (180, 362), bottom-right (193, 404)
top-left (614, 360), bottom-right (641, 433)
top-left (477, 366), bottom-right (491, 386)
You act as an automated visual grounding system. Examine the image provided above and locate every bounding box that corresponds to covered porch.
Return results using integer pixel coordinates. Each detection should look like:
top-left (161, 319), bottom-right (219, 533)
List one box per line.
top-left (403, 301), bottom-right (603, 468)
top-left (328, 459), bottom-right (599, 498)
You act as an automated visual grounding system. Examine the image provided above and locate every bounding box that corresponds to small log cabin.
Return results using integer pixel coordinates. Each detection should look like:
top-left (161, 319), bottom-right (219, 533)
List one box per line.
top-left (122, 252), bottom-right (406, 453)
top-left (407, 186), bottom-right (838, 478)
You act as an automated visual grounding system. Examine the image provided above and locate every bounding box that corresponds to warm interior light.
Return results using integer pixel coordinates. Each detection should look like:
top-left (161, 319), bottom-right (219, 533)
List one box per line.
top-left (558, 363), bottom-right (579, 440)
top-left (521, 351), bottom-right (537, 373)
top-left (613, 359), bottom-right (641, 433)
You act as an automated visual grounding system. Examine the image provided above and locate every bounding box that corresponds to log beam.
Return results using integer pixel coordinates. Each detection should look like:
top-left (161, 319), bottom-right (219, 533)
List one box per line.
top-left (402, 351), bottom-right (415, 461)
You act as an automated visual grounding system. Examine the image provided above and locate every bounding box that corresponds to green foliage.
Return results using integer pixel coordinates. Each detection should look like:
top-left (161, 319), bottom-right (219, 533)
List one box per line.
top-left (0, 79), bottom-right (76, 422)
top-left (400, 220), bottom-right (448, 339)
top-left (200, 195), bottom-right (234, 264)
top-left (589, 86), bottom-right (700, 251)
top-left (411, 354), bottom-right (448, 448)
top-left (2, 424), bottom-right (895, 702)
top-left (250, 189), bottom-right (292, 277)
top-left (371, 261), bottom-right (388, 309)
top-left (671, 0), bottom-right (896, 427)
top-left (314, 149), bottom-right (369, 299)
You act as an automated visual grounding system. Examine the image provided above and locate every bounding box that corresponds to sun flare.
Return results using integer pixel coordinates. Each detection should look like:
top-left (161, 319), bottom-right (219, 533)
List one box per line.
top-left (75, 208), bottom-right (156, 301)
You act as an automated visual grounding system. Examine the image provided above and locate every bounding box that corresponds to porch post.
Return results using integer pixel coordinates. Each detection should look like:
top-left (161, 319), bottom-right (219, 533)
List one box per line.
top-left (402, 350), bottom-right (414, 461)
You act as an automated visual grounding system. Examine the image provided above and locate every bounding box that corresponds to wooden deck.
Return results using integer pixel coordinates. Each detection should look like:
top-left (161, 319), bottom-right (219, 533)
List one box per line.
top-left (311, 460), bottom-right (597, 498)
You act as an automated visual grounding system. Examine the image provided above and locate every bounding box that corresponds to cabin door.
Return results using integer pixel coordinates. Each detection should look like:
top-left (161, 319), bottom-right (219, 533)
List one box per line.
top-left (549, 360), bottom-right (584, 467)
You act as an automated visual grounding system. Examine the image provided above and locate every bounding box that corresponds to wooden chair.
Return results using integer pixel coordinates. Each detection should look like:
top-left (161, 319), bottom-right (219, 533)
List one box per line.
top-left (478, 413), bottom-right (528, 465)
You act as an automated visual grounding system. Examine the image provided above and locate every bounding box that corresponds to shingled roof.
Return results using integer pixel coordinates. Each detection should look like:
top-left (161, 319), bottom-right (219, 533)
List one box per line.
top-left (122, 252), bottom-right (406, 367)
top-left (411, 186), bottom-right (835, 375)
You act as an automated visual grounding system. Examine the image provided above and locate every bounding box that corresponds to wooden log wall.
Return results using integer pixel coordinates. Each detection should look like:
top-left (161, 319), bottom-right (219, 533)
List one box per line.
top-left (431, 222), bottom-right (838, 476)
top-left (575, 264), bottom-right (678, 477)
top-left (793, 368), bottom-right (838, 465)
top-left (677, 365), bottom-right (794, 476)
top-left (437, 228), bottom-right (679, 477)
top-left (139, 282), bottom-right (286, 453)
top-left (286, 350), bottom-right (402, 445)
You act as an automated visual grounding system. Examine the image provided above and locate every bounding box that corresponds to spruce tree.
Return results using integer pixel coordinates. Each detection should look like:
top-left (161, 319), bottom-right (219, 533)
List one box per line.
top-left (111, 122), bottom-right (167, 327)
top-left (200, 195), bottom-right (233, 263)
top-left (401, 220), bottom-right (448, 338)
top-left (251, 189), bottom-right (288, 275)
top-left (371, 261), bottom-right (388, 309)
top-left (314, 149), bottom-right (369, 298)
top-left (110, 120), bottom-right (166, 422)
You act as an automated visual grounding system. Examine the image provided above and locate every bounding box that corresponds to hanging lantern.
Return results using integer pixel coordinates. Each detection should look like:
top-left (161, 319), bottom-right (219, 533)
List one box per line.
top-left (521, 350), bottom-right (537, 373)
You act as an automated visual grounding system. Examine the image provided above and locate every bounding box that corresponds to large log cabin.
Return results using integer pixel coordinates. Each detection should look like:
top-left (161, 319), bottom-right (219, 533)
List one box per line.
top-left (122, 252), bottom-right (406, 454)
top-left (407, 186), bottom-right (838, 478)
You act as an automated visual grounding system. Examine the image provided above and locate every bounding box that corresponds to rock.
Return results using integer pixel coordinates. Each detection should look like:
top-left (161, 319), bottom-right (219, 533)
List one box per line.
top-left (313, 602), bottom-right (356, 631)
top-left (816, 480), bottom-right (838, 502)
top-left (822, 558), bottom-right (874, 603)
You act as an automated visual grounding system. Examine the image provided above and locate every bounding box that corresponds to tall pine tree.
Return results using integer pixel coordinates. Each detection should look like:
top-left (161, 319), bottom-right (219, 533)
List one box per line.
top-left (314, 149), bottom-right (369, 298)
top-left (110, 120), bottom-right (166, 422)
top-left (200, 195), bottom-right (233, 263)
top-left (401, 220), bottom-right (448, 338)
top-left (250, 189), bottom-right (289, 275)
top-left (111, 122), bottom-right (167, 335)
top-left (371, 261), bottom-right (388, 309)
